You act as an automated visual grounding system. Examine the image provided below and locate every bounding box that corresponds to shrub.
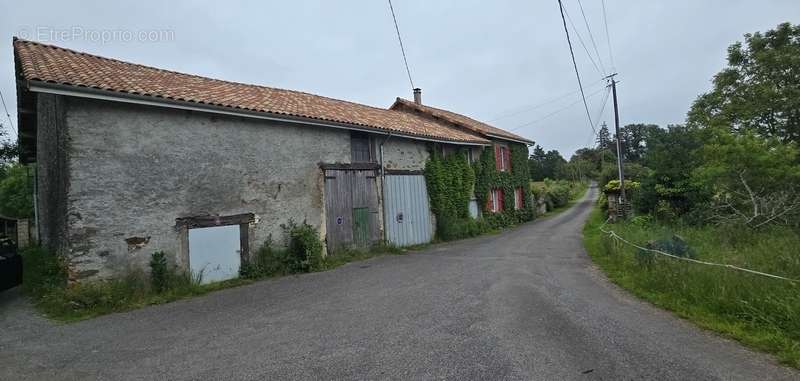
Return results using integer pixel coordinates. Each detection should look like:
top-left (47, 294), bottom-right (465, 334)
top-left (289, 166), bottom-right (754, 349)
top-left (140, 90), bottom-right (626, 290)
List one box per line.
top-left (0, 163), bottom-right (34, 219)
top-left (282, 220), bottom-right (324, 273)
top-left (436, 216), bottom-right (489, 241)
top-left (240, 236), bottom-right (290, 279)
top-left (149, 251), bottom-right (169, 293)
top-left (21, 246), bottom-right (66, 297)
top-left (692, 128), bottom-right (800, 229)
top-left (531, 179), bottom-right (579, 210)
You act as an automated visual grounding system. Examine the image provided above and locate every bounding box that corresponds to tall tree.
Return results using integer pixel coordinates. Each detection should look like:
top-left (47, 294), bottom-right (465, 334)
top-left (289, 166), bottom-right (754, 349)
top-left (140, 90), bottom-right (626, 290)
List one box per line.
top-left (688, 22), bottom-right (800, 143)
top-left (596, 123), bottom-right (611, 151)
top-left (528, 145), bottom-right (547, 181)
top-left (635, 125), bottom-right (708, 215)
top-left (612, 123), bottom-right (660, 163)
top-left (529, 146), bottom-right (567, 181)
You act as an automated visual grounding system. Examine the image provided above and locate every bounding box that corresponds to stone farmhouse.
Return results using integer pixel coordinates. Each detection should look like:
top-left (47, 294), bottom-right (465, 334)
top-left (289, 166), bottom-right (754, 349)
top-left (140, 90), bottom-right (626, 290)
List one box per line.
top-left (13, 38), bottom-right (533, 282)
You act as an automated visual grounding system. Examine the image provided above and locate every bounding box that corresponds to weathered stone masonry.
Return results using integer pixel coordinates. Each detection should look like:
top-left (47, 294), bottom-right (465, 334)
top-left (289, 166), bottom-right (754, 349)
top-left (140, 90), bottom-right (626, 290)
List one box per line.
top-left (36, 94), bottom-right (70, 260)
top-left (47, 96), bottom-right (350, 280)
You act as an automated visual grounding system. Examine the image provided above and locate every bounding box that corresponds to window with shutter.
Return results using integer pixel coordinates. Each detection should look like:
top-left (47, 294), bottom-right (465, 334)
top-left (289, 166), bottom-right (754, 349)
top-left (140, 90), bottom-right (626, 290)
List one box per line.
top-left (486, 188), bottom-right (504, 213)
top-left (514, 188), bottom-right (523, 210)
top-left (494, 144), bottom-right (510, 172)
top-left (497, 188), bottom-right (504, 211)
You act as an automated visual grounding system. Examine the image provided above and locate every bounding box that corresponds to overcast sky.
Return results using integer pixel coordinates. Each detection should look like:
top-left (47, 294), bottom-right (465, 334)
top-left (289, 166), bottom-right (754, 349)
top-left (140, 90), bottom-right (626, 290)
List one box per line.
top-left (1, 1), bottom-right (798, 157)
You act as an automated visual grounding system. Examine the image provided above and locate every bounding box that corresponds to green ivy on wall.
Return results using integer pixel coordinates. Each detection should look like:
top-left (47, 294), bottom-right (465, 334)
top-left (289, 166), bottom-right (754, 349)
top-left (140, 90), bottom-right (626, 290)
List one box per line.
top-left (425, 148), bottom-right (474, 220)
top-left (424, 142), bottom-right (535, 240)
top-left (473, 143), bottom-right (534, 228)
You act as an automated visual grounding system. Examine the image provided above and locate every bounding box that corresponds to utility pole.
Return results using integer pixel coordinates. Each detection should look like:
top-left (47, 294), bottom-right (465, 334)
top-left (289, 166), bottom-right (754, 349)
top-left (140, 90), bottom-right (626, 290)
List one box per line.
top-left (599, 121), bottom-right (607, 173)
top-left (607, 73), bottom-right (626, 215)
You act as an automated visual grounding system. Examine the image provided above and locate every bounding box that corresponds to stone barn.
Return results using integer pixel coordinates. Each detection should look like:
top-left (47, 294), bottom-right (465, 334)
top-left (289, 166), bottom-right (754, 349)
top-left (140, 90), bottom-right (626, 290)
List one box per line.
top-left (13, 38), bottom-right (532, 282)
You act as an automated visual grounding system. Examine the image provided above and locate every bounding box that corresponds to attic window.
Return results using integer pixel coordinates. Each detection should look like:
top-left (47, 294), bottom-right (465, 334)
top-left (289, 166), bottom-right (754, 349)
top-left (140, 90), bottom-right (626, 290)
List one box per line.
top-left (351, 132), bottom-right (373, 163)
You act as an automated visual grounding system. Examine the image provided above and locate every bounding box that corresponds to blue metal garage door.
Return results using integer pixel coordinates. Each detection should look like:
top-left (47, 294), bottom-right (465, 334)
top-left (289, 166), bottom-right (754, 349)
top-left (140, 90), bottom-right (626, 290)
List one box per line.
top-left (383, 174), bottom-right (433, 247)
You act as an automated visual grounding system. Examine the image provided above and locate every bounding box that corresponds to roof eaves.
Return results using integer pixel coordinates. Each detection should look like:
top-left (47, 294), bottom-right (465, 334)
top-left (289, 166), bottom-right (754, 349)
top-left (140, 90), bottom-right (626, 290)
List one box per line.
top-left (392, 98), bottom-right (534, 144)
top-left (26, 80), bottom-right (491, 146)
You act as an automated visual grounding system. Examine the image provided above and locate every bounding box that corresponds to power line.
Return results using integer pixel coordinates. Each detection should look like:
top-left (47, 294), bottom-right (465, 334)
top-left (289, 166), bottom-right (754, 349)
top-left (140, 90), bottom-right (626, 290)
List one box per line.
top-left (0, 89), bottom-right (16, 138)
top-left (562, 5), bottom-right (602, 77)
top-left (591, 85), bottom-right (611, 132)
top-left (387, 0), bottom-right (415, 90)
top-left (508, 85), bottom-right (607, 132)
top-left (576, 0), bottom-right (606, 75)
top-left (557, 0), bottom-right (596, 135)
top-left (601, 0), bottom-right (615, 71)
top-left (486, 77), bottom-right (606, 123)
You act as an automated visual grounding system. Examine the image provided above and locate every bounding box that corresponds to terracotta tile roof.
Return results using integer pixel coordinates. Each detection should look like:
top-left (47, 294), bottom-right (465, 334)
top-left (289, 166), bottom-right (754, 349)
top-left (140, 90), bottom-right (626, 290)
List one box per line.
top-left (390, 97), bottom-right (534, 144)
top-left (13, 38), bottom-right (489, 144)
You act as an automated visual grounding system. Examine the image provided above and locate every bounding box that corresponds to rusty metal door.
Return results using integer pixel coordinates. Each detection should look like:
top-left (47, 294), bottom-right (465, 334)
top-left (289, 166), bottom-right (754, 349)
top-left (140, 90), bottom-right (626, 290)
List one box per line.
top-left (324, 168), bottom-right (380, 251)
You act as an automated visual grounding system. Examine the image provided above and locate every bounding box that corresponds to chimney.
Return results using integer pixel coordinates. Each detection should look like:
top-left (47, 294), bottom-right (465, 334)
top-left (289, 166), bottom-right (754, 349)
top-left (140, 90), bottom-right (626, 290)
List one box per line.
top-left (413, 88), bottom-right (422, 105)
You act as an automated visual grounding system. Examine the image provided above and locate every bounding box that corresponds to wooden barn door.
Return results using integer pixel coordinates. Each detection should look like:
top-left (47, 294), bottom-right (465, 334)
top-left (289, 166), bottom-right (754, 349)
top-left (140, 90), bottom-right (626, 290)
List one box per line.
top-left (323, 168), bottom-right (380, 252)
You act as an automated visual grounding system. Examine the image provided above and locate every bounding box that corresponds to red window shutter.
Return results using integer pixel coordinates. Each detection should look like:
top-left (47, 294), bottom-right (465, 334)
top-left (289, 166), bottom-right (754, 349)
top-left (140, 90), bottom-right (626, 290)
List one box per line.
top-left (494, 145), bottom-right (501, 171)
top-left (515, 188), bottom-right (522, 209)
top-left (498, 189), bottom-right (505, 211)
top-left (486, 191), bottom-right (493, 212)
top-left (505, 148), bottom-right (512, 171)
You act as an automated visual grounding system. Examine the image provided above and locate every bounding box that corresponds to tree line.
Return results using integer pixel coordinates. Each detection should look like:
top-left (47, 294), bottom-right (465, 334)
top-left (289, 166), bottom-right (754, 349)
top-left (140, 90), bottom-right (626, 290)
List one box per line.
top-left (530, 22), bottom-right (800, 228)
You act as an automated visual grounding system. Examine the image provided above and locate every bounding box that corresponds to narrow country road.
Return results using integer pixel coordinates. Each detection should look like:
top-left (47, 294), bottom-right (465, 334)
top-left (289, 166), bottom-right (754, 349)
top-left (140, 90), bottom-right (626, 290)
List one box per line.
top-left (1, 185), bottom-right (797, 380)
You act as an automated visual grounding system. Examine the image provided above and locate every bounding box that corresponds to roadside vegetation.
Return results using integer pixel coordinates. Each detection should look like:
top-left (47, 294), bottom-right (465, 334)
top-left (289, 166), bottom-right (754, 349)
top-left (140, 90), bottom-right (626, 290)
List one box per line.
top-left (582, 22), bottom-right (800, 368)
top-left (583, 210), bottom-right (800, 368)
top-left (530, 179), bottom-right (589, 217)
top-left (21, 221), bottom-right (407, 322)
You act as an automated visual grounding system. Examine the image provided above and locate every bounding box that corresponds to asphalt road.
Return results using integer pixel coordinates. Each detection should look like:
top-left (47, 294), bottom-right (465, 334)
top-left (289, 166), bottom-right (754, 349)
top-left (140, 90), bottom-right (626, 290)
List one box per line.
top-left (1, 185), bottom-right (797, 380)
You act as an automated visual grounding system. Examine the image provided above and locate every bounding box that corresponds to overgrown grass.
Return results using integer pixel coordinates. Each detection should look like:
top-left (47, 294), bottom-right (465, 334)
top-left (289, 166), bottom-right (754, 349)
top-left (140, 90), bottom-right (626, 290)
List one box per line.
top-left (583, 207), bottom-right (800, 368)
top-left (21, 246), bottom-right (253, 322)
top-left (22, 225), bottom-right (412, 322)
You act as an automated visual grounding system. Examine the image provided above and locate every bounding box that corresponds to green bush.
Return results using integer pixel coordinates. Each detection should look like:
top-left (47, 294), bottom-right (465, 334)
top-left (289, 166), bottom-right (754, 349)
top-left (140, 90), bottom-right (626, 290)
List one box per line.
top-left (283, 220), bottom-right (324, 272)
top-left (149, 251), bottom-right (169, 293)
top-left (21, 246), bottom-right (66, 297)
top-left (599, 162), bottom-right (650, 189)
top-left (21, 247), bottom-right (209, 321)
top-left (436, 216), bottom-right (489, 241)
top-left (0, 163), bottom-right (34, 219)
top-left (243, 221), bottom-right (325, 277)
top-left (531, 179), bottom-right (582, 210)
top-left (240, 236), bottom-right (290, 279)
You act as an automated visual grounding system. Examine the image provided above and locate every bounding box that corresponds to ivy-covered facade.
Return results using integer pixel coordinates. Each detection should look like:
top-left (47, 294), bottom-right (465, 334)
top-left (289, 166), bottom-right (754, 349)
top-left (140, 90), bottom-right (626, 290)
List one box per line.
top-left (390, 96), bottom-right (535, 240)
top-left (423, 140), bottom-right (534, 240)
top-left (473, 141), bottom-right (534, 228)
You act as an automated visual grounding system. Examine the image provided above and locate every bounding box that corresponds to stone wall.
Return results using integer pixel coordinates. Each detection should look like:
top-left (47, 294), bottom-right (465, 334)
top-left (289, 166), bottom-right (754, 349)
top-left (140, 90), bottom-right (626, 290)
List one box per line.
top-left (35, 94), bottom-right (69, 256)
top-left (380, 137), bottom-right (430, 171)
top-left (61, 97), bottom-right (350, 280)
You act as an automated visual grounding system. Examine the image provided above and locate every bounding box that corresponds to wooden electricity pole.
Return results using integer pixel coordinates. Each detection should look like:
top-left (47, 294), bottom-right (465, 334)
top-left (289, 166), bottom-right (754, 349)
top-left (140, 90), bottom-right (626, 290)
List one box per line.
top-left (608, 73), bottom-right (626, 214)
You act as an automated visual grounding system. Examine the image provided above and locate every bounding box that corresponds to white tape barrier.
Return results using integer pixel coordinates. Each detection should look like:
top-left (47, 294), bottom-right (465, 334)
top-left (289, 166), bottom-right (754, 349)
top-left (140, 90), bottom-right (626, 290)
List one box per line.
top-left (598, 218), bottom-right (799, 283)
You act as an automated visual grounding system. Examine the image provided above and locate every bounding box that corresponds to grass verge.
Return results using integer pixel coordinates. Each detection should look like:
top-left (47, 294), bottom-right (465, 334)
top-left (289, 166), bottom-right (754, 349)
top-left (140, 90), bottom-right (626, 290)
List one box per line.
top-left (21, 242), bottom-right (410, 323)
top-left (582, 206), bottom-right (800, 368)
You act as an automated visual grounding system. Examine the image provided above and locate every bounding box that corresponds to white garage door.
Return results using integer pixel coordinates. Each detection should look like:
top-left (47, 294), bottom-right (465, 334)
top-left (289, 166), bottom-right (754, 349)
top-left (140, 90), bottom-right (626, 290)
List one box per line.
top-left (188, 225), bottom-right (241, 284)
